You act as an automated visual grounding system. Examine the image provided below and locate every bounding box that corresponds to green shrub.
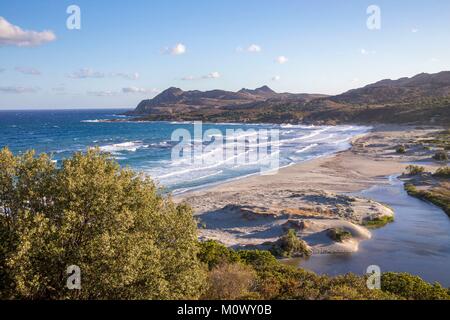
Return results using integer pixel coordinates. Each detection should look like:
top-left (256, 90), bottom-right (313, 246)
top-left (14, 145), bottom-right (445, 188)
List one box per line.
top-left (0, 148), bottom-right (206, 300)
top-left (197, 237), bottom-right (450, 300)
top-left (433, 151), bottom-right (449, 161)
top-left (434, 166), bottom-right (450, 178)
top-left (381, 272), bottom-right (450, 300)
top-left (237, 250), bottom-right (279, 270)
top-left (270, 229), bottom-right (311, 258)
top-left (198, 240), bottom-right (240, 270)
top-left (405, 165), bottom-right (425, 175)
top-left (327, 228), bottom-right (352, 242)
top-left (396, 145), bottom-right (407, 154)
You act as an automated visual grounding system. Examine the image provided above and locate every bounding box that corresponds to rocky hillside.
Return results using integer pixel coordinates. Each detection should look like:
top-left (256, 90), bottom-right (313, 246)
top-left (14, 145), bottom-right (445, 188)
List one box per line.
top-left (127, 71), bottom-right (450, 125)
top-left (129, 86), bottom-right (326, 115)
top-left (331, 71), bottom-right (450, 104)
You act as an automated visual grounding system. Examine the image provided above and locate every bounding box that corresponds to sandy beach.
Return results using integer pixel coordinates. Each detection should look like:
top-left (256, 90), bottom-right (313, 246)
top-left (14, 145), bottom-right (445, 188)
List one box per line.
top-left (178, 125), bottom-right (443, 254)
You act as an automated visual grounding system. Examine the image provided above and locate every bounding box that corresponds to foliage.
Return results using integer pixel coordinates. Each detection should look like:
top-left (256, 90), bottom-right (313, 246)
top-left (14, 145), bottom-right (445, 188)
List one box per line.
top-left (396, 145), bottom-right (407, 154)
top-left (363, 215), bottom-right (394, 228)
top-left (198, 241), bottom-right (450, 300)
top-left (434, 166), bottom-right (450, 178)
top-left (203, 262), bottom-right (257, 300)
top-left (327, 228), bottom-right (352, 242)
top-left (433, 151), bottom-right (449, 161)
top-left (269, 229), bottom-right (311, 258)
top-left (381, 273), bottom-right (450, 300)
top-left (405, 182), bottom-right (450, 216)
top-left (405, 165), bottom-right (425, 176)
top-left (0, 148), bottom-right (206, 300)
top-left (197, 240), bottom-right (240, 270)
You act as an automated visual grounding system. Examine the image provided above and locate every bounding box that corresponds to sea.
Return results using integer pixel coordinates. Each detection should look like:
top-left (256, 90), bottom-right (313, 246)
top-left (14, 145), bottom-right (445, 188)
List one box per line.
top-left (0, 109), bottom-right (370, 194)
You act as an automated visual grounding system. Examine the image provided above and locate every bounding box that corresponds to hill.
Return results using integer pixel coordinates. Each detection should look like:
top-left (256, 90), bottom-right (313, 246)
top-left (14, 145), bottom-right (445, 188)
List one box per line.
top-left (127, 71), bottom-right (450, 125)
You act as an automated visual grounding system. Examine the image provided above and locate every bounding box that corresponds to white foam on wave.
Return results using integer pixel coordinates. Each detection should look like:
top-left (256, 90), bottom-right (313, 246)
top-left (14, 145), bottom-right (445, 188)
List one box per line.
top-left (296, 143), bottom-right (319, 154)
top-left (81, 119), bottom-right (107, 123)
top-left (99, 141), bottom-right (147, 153)
top-left (137, 124), bottom-right (372, 192)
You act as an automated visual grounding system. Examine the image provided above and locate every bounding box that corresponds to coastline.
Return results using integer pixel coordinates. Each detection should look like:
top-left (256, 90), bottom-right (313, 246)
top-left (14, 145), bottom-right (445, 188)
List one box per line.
top-left (177, 124), bottom-right (444, 254)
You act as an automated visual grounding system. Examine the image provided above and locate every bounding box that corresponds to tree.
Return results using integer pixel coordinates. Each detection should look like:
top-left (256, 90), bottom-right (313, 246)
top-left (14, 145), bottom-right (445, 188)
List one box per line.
top-left (0, 148), bottom-right (206, 300)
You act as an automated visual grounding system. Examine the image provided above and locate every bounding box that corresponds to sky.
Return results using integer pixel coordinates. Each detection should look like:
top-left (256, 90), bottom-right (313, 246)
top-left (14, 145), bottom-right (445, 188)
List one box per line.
top-left (0, 0), bottom-right (449, 109)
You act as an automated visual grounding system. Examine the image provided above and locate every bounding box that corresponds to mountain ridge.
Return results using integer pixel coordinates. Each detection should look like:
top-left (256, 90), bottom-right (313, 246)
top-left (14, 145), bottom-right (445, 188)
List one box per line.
top-left (128, 71), bottom-right (450, 125)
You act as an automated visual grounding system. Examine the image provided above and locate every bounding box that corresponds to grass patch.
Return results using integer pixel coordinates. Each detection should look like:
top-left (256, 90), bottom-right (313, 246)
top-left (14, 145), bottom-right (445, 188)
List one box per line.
top-left (363, 215), bottom-right (395, 228)
top-left (405, 183), bottom-right (450, 216)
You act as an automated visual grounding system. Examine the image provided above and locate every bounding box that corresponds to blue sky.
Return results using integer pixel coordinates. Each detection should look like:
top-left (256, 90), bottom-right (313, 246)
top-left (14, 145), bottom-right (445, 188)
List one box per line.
top-left (0, 0), bottom-right (449, 108)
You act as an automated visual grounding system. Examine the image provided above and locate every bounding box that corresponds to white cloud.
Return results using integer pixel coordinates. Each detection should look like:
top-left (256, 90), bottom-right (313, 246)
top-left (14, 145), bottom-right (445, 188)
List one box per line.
top-left (181, 75), bottom-right (196, 81)
top-left (237, 44), bottom-right (262, 53)
top-left (0, 86), bottom-right (38, 93)
top-left (15, 66), bottom-right (41, 75)
top-left (69, 68), bottom-right (105, 79)
top-left (114, 72), bottom-right (140, 80)
top-left (275, 56), bottom-right (288, 64)
top-left (430, 57), bottom-right (439, 63)
top-left (247, 44), bottom-right (262, 52)
top-left (411, 28), bottom-right (419, 33)
top-left (87, 90), bottom-right (117, 97)
top-left (69, 68), bottom-right (139, 80)
top-left (272, 75), bottom-right (281, 81)
top-left (203, 71), bottom-right (221, 79)
top-left (164, 43), bottom-right (186, 55)
top-left (182, 72), bottom-right (221, 80)
top-left (0, 16), bottom-right (56, 47)
top-left (360, 48), bottom-right (376, 55)
top-left (122, 87), bottom-right (159, 94)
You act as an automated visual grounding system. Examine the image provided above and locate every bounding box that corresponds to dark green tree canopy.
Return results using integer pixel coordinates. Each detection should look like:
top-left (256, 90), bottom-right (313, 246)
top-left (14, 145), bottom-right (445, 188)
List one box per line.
top-left (0, 148), bottom-right (205, 300)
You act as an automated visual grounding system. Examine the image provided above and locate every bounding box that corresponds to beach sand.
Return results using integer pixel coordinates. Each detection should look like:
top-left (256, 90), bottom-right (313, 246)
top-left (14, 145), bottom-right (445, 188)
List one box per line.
top-left (177, 125), bottom-right (442, 254)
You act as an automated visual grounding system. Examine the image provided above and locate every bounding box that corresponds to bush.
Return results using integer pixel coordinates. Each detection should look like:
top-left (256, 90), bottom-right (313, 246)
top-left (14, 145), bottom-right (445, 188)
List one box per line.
top-left (198, 240), bottom-right (240, 270)
top-left (196, 237), bottom-right (450, 300)
top-left (237, 250), bottom-right (279, 270)
top-left (270, 229), bottom-right (311, 258)
top-left (396, 145), bottom-right (407, 154)
top-left (405, 165), bottom-right (425, 176)
top-left (433, 151), bottom-right (449, 161)
top-left (327, 228), bottom-right (352, 242)
top-left (434, 166), bottom-right (450, 178)
top-left (0, 148), bottom-right (206, 300)
top-left (203, 262), bottom-right (257, 300)
top-left (381, 272), bottom-right (450, 300)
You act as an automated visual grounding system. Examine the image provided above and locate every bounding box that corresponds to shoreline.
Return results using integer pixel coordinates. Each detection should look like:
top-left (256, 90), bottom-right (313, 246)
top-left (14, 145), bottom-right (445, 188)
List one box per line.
top-left (178, 124), bottom-right (444, 255)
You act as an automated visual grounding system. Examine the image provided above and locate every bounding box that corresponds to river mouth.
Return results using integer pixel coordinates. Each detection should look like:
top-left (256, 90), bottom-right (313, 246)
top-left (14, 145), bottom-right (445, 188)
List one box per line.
top-left (286, 175), bottom-right (450, 286)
